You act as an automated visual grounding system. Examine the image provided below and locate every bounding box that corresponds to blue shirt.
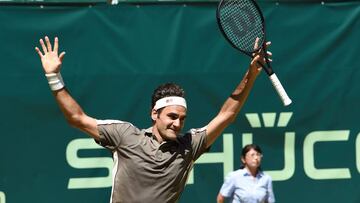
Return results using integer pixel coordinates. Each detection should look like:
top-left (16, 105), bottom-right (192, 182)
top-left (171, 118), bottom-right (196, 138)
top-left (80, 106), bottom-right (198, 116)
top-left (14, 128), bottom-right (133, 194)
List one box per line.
top-left (219, 168), bottom-right (275, 203)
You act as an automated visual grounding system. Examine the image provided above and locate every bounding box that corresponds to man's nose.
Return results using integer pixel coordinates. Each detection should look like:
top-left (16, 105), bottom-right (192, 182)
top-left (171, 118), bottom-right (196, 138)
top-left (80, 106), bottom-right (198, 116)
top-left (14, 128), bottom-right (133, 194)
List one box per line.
top-left (173, 119), bottom-right (181, 128)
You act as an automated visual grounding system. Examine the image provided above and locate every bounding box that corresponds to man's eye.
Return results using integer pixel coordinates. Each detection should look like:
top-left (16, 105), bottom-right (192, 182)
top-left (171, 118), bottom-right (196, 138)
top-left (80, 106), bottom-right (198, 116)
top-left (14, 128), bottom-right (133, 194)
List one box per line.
top-left (168, 114), bottom-right (178, 120)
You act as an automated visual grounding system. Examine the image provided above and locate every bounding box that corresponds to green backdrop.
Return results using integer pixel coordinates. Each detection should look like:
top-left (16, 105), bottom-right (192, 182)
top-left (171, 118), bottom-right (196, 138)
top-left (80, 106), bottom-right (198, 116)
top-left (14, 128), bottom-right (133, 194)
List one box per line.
top-left (0, 1), bottom-right (359, 203)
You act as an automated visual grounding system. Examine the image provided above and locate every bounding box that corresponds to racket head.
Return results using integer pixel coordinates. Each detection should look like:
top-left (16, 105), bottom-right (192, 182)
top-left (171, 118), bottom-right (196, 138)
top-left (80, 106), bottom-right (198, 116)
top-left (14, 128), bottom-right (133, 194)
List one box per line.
top-left (216, 0), bottom-right (266, 56)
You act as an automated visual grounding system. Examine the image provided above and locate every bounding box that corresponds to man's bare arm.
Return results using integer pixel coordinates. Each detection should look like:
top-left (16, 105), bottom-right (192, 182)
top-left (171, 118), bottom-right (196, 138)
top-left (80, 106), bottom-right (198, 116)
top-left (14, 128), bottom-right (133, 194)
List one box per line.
top-left (35, 36), bottom-right (100, 140)
top-left (205, 41), bottom-right (271, 148)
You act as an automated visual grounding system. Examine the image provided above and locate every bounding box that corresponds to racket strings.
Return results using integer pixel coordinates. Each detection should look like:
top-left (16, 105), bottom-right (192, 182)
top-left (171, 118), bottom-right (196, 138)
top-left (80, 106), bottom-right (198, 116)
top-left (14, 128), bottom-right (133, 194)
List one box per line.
top-left (218, 0), bottom-right (264, 54)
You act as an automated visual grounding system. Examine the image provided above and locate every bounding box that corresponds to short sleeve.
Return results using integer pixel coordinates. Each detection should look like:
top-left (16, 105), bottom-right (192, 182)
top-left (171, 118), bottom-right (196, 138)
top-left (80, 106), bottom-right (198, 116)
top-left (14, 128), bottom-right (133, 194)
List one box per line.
top-left (189, 127), bottom-right (208, 160)
top-left (219, 172), bottom-right (236, 198)
top-left (96, 119), bottom-right (134, 150)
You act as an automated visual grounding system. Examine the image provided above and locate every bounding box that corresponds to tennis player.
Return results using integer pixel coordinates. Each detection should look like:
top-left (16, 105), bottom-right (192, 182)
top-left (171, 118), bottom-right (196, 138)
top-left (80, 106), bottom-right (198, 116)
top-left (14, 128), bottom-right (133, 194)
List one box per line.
top-left (35, 36), bottom-right (270, 203)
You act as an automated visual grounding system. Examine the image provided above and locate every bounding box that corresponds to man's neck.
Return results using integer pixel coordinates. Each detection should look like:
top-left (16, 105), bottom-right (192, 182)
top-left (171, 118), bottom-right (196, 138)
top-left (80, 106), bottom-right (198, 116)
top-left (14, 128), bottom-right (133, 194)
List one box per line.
top-left (151, 127), bottom-right (164, 143)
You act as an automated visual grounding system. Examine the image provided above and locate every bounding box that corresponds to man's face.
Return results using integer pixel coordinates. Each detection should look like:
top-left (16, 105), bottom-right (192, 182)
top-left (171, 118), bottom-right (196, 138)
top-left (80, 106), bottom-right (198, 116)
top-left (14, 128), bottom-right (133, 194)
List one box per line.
top-left (152, 105), bottom-right (187, 141)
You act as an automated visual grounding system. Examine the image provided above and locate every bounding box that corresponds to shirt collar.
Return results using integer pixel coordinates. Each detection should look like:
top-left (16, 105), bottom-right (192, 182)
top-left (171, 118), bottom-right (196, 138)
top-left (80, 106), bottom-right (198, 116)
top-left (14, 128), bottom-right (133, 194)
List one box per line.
top-left (144, 127), bottom-right (179, 144)
top-left (242, 168), bottom-right (264, 179)
top-left (145, 127), bottom-right (153, 135)
top-left (144, 127), bottom-right (159, 141)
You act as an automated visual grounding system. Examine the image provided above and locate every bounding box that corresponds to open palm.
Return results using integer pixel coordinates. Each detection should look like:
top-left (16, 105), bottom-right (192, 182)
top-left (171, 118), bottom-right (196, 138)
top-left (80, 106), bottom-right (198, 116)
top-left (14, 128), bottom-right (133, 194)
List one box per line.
top-left (35, 36), bottom-right (65, 74)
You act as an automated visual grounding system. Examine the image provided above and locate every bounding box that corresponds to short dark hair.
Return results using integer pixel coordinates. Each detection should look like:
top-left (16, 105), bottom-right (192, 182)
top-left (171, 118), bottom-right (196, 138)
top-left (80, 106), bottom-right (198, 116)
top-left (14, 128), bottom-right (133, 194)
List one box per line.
top-left (151, 83), bottom-right (185, 113)
top-left (241, 144), bottom-right (262, 157)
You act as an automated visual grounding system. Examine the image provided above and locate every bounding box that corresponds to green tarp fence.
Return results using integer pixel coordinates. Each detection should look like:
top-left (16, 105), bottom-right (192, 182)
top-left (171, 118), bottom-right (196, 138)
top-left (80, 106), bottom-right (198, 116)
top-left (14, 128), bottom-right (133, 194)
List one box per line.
top-left (0, 1), bottom-right (359, 203)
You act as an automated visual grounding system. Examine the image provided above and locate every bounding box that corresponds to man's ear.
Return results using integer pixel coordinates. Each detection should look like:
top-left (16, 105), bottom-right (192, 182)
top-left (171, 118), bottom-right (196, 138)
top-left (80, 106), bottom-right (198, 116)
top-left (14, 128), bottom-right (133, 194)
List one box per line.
top-left (151, 109), bottom-right (158, 121)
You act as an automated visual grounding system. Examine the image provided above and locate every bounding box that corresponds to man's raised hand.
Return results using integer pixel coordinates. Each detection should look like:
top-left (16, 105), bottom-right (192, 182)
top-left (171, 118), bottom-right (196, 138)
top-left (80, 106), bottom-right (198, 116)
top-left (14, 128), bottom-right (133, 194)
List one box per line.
top-left (35, 36), bottom-right (65, 74)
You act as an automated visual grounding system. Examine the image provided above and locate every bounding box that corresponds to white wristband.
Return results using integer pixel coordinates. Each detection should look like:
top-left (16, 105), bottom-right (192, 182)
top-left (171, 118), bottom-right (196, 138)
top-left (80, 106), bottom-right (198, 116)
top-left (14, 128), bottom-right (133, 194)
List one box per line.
top-left (45, 72), bottom-right (65, 91)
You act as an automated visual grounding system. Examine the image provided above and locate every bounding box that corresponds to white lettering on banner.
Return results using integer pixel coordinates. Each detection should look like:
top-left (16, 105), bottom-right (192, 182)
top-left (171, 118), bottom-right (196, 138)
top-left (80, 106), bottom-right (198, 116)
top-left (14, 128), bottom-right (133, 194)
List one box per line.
top-left (0, 191), bottom-right (5, 203)
top-left (357, 132), bottom-right (360, 173)
top-left (246, 112), bottom-right (292, 128)
top-left (304, 130), bottom-right (351, 180)
top-left (65, 112), bottom-right (359, 189)
top-left (245, 112), bottom-right (295, 181)
top-left (245, 112), bottom-right (357, 181)
top-left (66, 138), bottom-right (113, 189)
top-left (265, 132), bottom-right (295, 181)
top-left (187, 133), bottom-right (234, 185)
top-left (242, 133), bottom-right (253, 146)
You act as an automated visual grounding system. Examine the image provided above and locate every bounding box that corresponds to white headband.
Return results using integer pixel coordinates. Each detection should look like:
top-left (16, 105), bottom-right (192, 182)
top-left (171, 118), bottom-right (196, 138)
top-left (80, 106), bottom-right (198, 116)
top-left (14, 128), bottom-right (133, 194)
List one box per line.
top-left (154, 96), bottom-right (187, 110)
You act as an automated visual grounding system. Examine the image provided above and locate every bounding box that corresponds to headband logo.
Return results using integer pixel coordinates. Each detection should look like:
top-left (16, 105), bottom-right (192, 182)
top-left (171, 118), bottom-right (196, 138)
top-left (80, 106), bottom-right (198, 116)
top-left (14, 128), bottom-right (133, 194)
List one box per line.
top-left (166, 98), bottom-right (173, 103)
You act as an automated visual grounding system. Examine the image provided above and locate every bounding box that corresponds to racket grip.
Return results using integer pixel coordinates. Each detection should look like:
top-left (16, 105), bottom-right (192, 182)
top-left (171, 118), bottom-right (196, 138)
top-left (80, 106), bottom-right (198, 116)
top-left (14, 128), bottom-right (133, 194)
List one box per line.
top-left (269, 73), bottom-right (292, 106)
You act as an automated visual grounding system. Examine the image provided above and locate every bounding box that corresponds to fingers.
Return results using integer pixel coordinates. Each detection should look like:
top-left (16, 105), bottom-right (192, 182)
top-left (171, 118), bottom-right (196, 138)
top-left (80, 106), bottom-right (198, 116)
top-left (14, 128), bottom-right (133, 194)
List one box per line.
top-left (59, 51), bottom-right (66, 62)
top-left (45, 36), bottom-right (52, 52)
top-left (253, 37), bottom-right (260, 51)
top-left (39, 38), bottom-right (47, 53)
top-left (252, 55), bottom-right (264, 68)
top-left (53, 37), bottom-right (59, 53)
top-left (35, 47), bottom-right (43, 58)
top-left (266, 51), bottom-right (272, 62)
top-left (250, 55), bottom-right (263, 76)
top-left (265, 41), bottom-right (272, 61)
top-left (265, 41), bottom-right (271, 48)
top-left (253, 38), bottom-right (271, 51)
top-left (36, 36), bottom-right (61, 56)
top-left (250, 39), bottom-right (273, 76)
top-left (252, 38), bottom-right (272, 60)
top-left (253, 37), bottom-right (270, 51)
top-left (252, 51), bottom-right (272, 68)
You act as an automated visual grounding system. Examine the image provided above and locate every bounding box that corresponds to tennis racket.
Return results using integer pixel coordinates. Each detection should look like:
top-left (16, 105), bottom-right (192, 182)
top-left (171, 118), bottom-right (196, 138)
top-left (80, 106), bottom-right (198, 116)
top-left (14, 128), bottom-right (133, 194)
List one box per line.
top-left (216, 0), bottom-right (292, 106)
